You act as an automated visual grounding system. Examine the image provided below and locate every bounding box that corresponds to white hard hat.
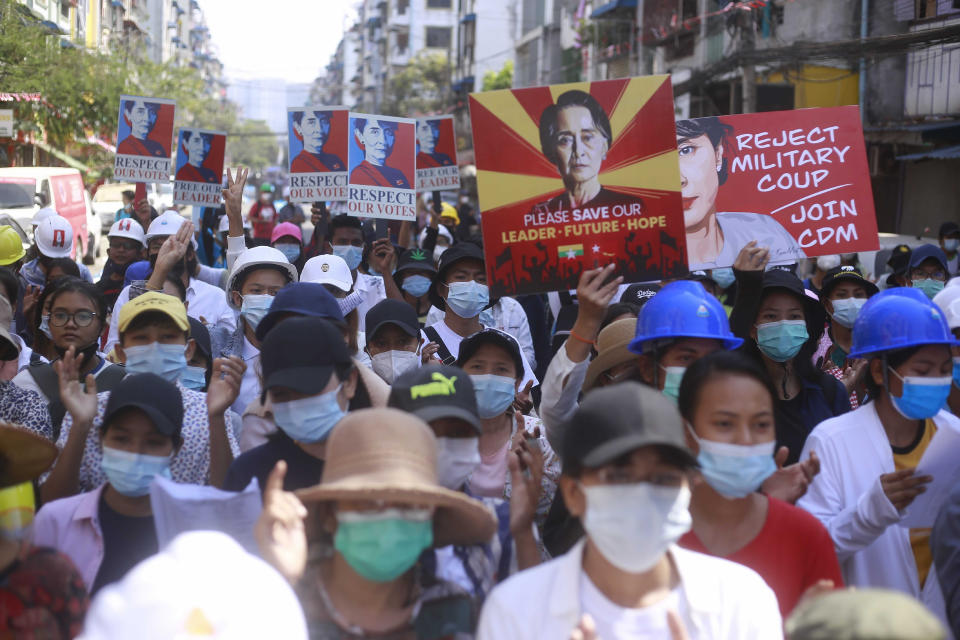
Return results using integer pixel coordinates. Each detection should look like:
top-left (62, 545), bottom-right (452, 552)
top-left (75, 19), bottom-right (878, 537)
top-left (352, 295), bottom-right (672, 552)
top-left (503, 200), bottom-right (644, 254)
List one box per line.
top-left (933, 284), bottom-right (960, 330)
top-left (35, 215), bottom-right (74, 258)
top-left (145, 210), bottom-right (197, 249)
top-left (108, 218), bottom-right (146, 247)
top-left (226, 246), bottom-right (298, 309)
top-left (31, 206), bottom-right (58, 228)
top-left (301, 254), bottom-right (352, 292)
top-left (78, 531), bottom-right (307, 640)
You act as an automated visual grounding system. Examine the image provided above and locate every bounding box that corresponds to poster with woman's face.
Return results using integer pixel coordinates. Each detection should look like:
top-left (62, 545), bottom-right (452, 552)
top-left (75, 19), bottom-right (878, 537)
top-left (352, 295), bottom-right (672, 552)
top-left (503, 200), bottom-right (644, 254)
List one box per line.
top-left (173, 128), bottom-right (226, 206)
top-left (287, 106), bottom-right (349, 202)
top-left (114, 95), bottom-right (176, 183)
top-left (416, 116), bottom-right (460, 191)
top-left (678, 106), bottom-right (878, 270)
top-left (468, 76), bottom-right (686, 297)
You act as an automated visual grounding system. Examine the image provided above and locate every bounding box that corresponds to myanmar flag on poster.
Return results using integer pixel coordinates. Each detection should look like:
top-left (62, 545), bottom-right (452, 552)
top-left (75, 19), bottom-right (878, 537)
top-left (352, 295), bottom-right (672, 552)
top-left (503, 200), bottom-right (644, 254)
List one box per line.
top-left (469, 76), bottom-right (686, 297)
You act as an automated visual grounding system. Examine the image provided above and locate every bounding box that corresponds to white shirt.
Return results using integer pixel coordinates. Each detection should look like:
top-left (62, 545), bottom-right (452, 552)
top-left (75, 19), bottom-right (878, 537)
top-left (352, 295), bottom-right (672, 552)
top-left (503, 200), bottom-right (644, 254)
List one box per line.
top-left (427, 296), bottom-right (537, 371)
top-left (580, 573), bottom-right (682, 639)
top-left (354, 272), bottom-right (386, 332)
top-left (231, 333), bottom-right (260, 417)
top-left (477, 540), bottom-right (782, 639)
top-left (105, 278), bottom-right (236, 354)
top-left (539, 344), bottom-right (590, 452)
top-left (421, 318), bottom-right (538, 390)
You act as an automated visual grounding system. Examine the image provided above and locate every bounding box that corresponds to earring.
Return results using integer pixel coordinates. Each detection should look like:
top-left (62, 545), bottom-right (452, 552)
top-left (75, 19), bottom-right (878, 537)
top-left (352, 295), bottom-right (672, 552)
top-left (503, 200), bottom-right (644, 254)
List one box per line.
top-left (716, 165), bottom-right (722, 172)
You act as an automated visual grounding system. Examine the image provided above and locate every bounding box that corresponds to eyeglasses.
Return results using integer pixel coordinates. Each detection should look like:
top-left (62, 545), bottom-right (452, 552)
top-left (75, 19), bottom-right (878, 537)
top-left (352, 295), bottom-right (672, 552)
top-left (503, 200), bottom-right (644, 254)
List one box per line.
top-left (50, 310), bottom-right (97, 327)
top-left (910, 270), bottom-right (947, 282)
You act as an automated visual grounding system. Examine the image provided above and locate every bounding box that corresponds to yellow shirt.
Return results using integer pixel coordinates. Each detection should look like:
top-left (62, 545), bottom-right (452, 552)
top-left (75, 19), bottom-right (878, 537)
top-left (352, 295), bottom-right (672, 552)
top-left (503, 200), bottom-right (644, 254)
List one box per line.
top-left (892, 419), bottom-right (936, 587)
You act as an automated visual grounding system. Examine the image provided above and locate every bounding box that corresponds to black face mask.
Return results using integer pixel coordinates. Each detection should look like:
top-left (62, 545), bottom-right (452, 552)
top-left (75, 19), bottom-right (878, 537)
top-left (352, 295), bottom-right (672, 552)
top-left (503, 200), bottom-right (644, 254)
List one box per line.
top-left (54, 340), bottom-right (99, 370)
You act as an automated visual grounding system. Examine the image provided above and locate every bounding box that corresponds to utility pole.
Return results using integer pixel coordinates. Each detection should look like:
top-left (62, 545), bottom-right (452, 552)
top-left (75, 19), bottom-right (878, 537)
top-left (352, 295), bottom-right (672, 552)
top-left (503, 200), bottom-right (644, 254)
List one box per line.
top-left (740, 6), bottom-right (756, 113)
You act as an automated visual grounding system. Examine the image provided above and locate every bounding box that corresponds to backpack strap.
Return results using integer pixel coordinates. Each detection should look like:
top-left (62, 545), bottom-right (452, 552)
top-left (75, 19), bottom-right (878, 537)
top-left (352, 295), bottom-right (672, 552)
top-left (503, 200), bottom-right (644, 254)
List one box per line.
top-left (422, 326), bottom-right (456, 366)
top-left (27, 363), bottom-right (66, 441)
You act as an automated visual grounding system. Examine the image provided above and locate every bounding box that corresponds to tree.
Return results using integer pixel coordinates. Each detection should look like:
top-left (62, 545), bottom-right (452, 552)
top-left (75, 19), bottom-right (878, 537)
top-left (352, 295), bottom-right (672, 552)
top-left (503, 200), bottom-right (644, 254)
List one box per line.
top-left (481, 60), bottom-right (514, 92)
top-left (381, 52), bottom-right (450, 117)
top-left (226, 120), bottom-right (280, 171)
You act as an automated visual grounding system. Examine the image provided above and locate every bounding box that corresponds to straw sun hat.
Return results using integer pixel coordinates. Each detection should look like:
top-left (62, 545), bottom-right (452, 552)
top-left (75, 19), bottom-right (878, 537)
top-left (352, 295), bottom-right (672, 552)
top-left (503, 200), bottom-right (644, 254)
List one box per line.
top-left (296, 408), bottom-right (497, 548)
top-left (0, 422), bottom-right (58, 488)
top-left (583, 318), bottom-right (639, 392)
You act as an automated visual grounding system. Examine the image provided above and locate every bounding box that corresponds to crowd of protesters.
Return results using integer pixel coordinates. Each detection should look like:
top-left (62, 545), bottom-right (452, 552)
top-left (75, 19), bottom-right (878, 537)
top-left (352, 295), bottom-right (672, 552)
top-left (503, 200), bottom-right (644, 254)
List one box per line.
top-left (0, 165), bottom-right (956, 639)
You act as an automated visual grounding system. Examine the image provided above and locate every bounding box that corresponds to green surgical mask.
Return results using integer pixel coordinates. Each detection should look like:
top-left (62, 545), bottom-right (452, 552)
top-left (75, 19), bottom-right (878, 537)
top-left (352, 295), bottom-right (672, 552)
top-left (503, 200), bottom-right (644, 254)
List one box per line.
top-left (660, 366), bottom-right (686, 403)
top-left (334, 508), bottom-right (433, 582)
top-left (912, 278), bottom-right (945, 300)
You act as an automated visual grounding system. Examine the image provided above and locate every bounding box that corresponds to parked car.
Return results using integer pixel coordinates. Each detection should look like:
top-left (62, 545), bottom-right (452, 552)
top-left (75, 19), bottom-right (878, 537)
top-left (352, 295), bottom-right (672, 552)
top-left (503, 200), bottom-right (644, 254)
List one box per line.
top-left (92, 181), bottom-right (175, 233)
top-left (0, 167), bottom-right (91, 262)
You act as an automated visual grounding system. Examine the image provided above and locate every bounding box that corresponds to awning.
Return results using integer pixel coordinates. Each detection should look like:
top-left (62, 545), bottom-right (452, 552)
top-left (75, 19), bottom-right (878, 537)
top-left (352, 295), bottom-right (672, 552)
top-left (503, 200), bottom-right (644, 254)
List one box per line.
top-left (460, 13), bottom-right (476, 23)
top-left (896, 144), bottom-right (960, 161)
top-left (33, 140), bottom-right (90, 172)
top-left (591, 0), bottom-right (637, 19)
top-left (40, 19), bottom-right (66, 34)
top-left (110, 0), bottom-right (124, 8)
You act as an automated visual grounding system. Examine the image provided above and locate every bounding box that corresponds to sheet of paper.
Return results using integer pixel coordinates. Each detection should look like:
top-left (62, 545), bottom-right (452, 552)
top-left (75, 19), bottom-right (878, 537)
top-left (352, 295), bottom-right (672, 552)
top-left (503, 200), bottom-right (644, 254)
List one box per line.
top-left (899, 415), bottom-right (960, 528)
top-left (150, 475), bottom-right (263, 554)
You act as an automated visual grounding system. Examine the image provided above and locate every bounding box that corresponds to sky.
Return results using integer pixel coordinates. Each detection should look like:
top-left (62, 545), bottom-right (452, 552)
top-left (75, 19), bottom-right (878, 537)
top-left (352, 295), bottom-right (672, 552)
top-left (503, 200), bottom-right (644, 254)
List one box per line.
top-left (201, 0), bottom-right (356, 84)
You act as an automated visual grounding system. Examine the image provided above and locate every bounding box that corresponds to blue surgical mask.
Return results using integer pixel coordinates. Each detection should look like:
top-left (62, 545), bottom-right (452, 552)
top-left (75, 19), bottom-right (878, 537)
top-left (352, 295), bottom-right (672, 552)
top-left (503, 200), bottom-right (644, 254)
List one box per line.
top-left (711, 267), bottom-right (735, 290)
top-left (830, 297), bottom-right (867, 329)
top-left (38, 313), bottom-right (52, 340)
top-left (180, 365), bottom-right (207, 391)
top-left (240, 293), bottom-right (274, 331)
top-left (334, 508), bottom-right (433, 582)
top-left (124, 342), bottom-right (187, 383)
top-left (402, 275), bottom-right (431, 298)
top-left (953, 357), bottom-right (960, 390)
top-left (332, 245), bottom-right (363, 271)
top-left (660, 366), bottom-right (685, 403)
top-left (945, 238), bottom-right (960, 253)
top-left (101, 446), bottom-right (172, 497)
top-left (272, 385), bottom-right (345, 444)
top-left (755, 319), bottom-right (808, 362)
top-left (470, 374), bottom-right (516, 419)
top-left (275, 243), bottom-right (301, 263)
top-left (446, 280), bottom-right (489, 319)
top-left (686, 423), bottom-right (776, 498)
top-left (912, 278), bottom-right (945, 300)
top-left (888, 369), bottom-right (952, 420)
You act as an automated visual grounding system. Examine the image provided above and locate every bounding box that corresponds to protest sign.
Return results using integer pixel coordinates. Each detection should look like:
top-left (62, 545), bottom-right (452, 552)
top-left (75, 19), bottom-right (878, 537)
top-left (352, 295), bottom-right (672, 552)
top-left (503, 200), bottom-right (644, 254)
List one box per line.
top-left (173, 128), bottom-right (226, 207)
top-left (0, 110), bottom-right (13, 138)
top-left (346, 113), bottom-right (417, 221)
top-left (469, 75), bottom-right (686, 297)
top-left (287, 106), bottom-right (349, 203)
top-left (114, 95), bottom-right (176, 183)
top-left (678, 105), bottom-right (879, 270)
top-left (416, 116), bottom-right (460, 191)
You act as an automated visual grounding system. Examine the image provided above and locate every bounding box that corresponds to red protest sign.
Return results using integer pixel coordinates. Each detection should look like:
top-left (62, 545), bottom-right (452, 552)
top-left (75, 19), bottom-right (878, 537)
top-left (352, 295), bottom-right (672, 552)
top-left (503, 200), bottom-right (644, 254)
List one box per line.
top-left (346, 114), bottom-right (417, 221)
top-left (416, 116), bottom-right (460, 191)
top-left (287, 106), bottom-right (349, 203)
top-left (469, 75), bottom-right (686, 297)
top-left (173, 128), bottom-right (226, 206)
top-left (114, 95), bottom-right (176, 183)
top-left (678, 106), bottom-right (879, 270)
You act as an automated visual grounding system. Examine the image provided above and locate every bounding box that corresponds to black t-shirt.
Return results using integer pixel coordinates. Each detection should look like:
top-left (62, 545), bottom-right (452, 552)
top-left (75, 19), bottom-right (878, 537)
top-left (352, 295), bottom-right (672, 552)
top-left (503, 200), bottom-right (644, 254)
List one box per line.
top-left (91, 493), bottom-right (158, 595)
top-left (223, 431), bottom-right (325, 494)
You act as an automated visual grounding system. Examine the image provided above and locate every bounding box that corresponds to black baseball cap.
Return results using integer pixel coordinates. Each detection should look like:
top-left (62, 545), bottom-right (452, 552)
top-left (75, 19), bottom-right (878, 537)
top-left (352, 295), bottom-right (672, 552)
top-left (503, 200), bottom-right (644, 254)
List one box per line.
top-left (103, 373), bottom-right (184, 441)
top-left (429, 242), bottom-right (485, 311)
top-left (394, 247), bottom-right (438, 277)
top-left (365, 299), bottom-right (420, 345)
top-left (255, 282), bottom-right (345, 341)
top-left (819, 265), bottom-right (879, 301)
top-left (621, 282), bottom-right (661, 307)
top-left (456, 328), bottom-right (524, 380)
top-left (388, 365), bottom-right (481, 434)
top-left (939, 222), bottom-right (959, 238)
top-left (188, 316), bottom-right (212, 360)
top-left (887, 244), bottom-right (912, 275)
top-left (561, 382), bottom-right (696, 470)
top-left (260, 316), bottom-right (352, 400)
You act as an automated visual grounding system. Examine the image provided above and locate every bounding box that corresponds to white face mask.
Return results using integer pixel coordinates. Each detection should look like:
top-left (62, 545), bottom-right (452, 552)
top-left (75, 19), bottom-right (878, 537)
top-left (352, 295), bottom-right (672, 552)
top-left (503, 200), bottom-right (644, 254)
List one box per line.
top-left (370, 350), bottom-right (419, 385)
top-left (581, 483), bottom-right (692, 574)
top-left (436, 437), bottom-right (481, 490)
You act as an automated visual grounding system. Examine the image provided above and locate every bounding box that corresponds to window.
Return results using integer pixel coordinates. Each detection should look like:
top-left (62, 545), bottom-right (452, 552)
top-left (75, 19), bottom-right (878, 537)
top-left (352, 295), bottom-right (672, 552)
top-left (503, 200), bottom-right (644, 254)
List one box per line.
top-left (426, 26), bottom-right (451, 49)
top-left (396, 31), bottom-right (409, 54)
top-left (915, 0), bottom-right (938, 18)
top-left (427, 0), bottom-right (452, 7)
top-left (396, 0), bottom-right (409, 15)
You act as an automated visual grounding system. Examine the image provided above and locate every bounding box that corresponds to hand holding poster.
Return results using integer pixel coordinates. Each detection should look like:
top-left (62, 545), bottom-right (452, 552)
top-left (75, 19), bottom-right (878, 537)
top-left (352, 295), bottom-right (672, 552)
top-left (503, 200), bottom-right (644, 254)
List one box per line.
top-left (114, 95), bottom-right (176, 183)
top-left (173, 128), bottom-right (226, 206)
top-left (680, 106), bottom-right (878, 270)
top-left (416, 116), bottom-right (460, 191)
top-left (287, 106), bottom-right (349, 202)
top-left (347, 113), bottom-right (416, 221)
top-left (469, 76), bottom-right (687, 297)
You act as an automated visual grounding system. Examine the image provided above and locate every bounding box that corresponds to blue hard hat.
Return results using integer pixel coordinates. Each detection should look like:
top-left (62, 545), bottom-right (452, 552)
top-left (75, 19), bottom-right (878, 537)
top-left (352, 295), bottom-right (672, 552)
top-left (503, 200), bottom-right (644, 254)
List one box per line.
top-left (628, 280), bottom-right (743, 354)
top-left (849, 287), bottom-right (960, 359)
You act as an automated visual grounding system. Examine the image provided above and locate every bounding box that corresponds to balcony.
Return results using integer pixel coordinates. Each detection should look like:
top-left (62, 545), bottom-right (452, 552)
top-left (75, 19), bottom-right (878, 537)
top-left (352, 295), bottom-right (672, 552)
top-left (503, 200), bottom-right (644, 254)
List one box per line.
top-left (904, 17), bottom-right (960, 118)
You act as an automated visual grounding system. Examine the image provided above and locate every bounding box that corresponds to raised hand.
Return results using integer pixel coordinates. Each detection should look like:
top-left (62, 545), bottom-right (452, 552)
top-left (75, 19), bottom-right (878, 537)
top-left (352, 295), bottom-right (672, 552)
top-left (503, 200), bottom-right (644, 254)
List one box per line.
top-left (732, 240), bottom-right (770, 273)
top-left (761, 448), bottom-right (820, 504)
top-left (154, 219), bottom-right (195, 277)
top-left (255, 461), bottom-right (308, 584)
top-left (369, 238), bottom-right (396, 275)
top-left (206, 356), bottom-right (246, 417)
top-left (54, 346), bottom-right (98, 428)
top-left (222, 167), bottom-right (248, 225)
